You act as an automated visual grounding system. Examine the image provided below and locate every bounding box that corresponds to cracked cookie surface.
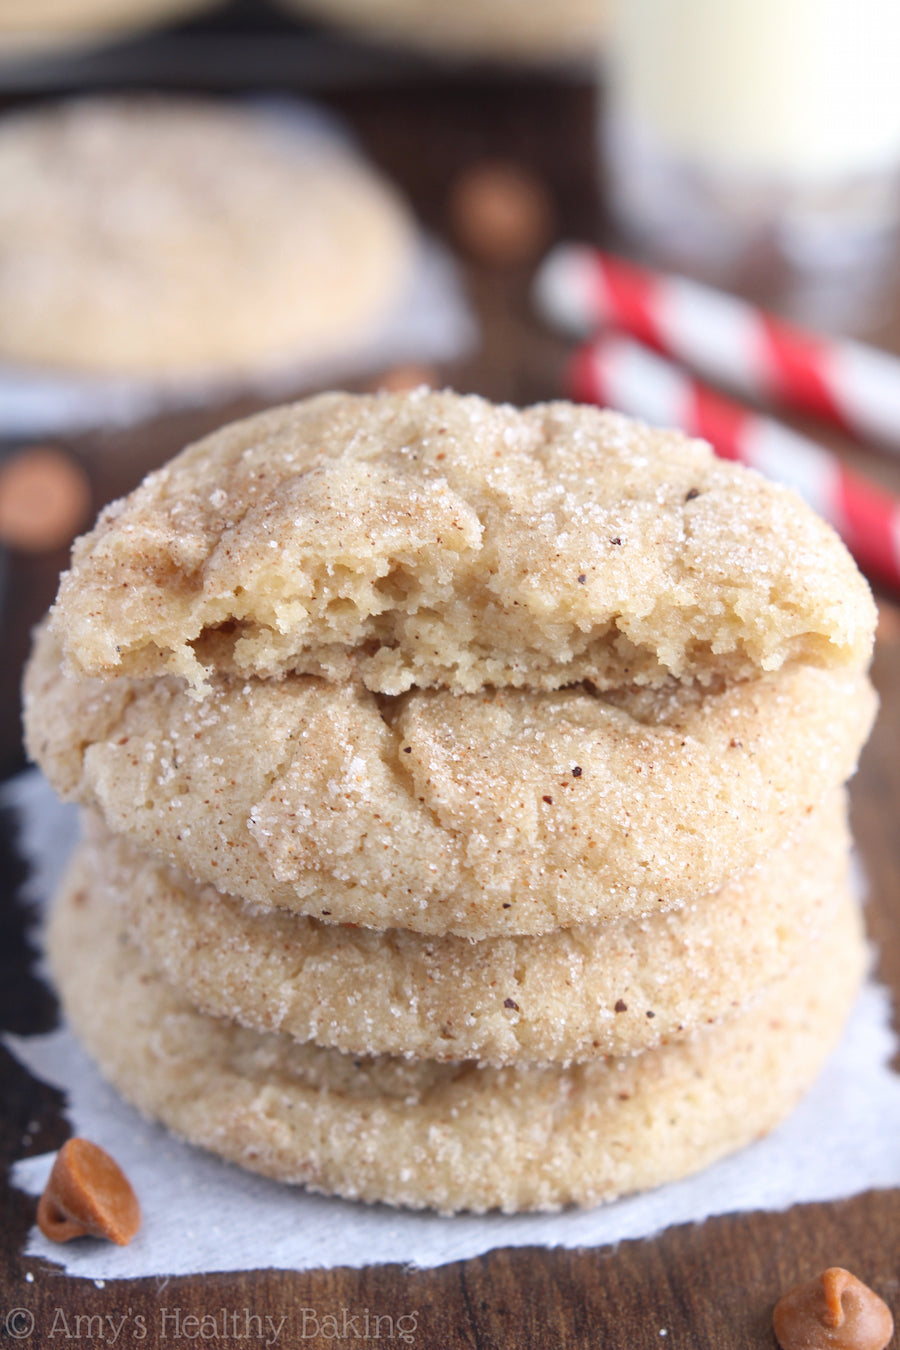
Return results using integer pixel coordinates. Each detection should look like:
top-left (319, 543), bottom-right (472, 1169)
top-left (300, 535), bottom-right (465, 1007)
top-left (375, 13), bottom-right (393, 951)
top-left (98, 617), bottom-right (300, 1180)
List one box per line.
top-left (46, 846), bottom-right (866, 1213)
top-left (49, 392), bottom-right (876, 693)
top-left (25, 623), bottom-right (876, 936)
top-left (85, 791), bottom-right (851, 1065)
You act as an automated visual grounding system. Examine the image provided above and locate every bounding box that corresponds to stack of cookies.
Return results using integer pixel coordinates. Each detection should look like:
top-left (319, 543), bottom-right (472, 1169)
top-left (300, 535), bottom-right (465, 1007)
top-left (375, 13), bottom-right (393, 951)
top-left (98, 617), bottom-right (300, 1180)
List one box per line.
top-left (24, 390), bottom-right (877, 1213)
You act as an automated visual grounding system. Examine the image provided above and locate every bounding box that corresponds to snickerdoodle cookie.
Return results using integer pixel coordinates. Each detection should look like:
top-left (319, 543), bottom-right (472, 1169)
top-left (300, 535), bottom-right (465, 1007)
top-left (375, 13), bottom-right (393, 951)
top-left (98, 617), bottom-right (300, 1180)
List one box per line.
top-left (84, 790), bottom-right (851, 1066)
top-left (0, 0), bottom-right (217, 52)
top-left (24, 623), bottom-right (875, 936)
top-left (47, 393), bottom-right (876, 693)
top-left (28, 387), bottom-right (878, 1213)
top-left (0, 100), bottom-right (414, 378)
top-left (46, 846), bottom-right (866, 1214)
top-left (276, 0), bottom-right (605, 63)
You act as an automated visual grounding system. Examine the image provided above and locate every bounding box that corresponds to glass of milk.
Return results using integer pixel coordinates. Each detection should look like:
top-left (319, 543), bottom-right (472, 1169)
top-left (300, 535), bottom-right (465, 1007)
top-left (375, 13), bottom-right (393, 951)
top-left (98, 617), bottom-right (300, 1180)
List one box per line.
top-left (603, 0), bottom-right (900, 325)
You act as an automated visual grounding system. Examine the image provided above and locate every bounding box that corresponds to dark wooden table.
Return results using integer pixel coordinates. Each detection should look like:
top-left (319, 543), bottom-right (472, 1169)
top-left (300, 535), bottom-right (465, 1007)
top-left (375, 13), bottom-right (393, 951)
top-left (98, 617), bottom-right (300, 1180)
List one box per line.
top-left (1, 56), bottom-right (899, 1350)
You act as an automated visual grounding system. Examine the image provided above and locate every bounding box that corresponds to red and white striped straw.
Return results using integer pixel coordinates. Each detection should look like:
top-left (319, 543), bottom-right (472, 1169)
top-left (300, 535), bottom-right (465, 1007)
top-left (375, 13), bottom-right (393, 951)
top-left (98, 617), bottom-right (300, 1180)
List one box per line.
top-left (569, 333), bottom-right (900, 592)
top-left (536, 244), bottom-right (900, 454)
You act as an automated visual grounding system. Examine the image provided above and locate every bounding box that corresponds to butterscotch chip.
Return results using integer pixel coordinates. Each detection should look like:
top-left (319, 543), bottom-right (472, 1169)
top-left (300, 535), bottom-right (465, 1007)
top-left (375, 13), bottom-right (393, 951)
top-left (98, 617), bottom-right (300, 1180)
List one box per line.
top-left (45, 854), bottom-right (866, 1214)
top-left (46, 392), bottom-right (875, 694)
top-left (875, 600), bottom-right (900, 646)
top-left (450, 161), bottom-right (554, 267)
top-left (368, 363), bottom-right (439, 393)
top-left (37, 1138), bottom-right (140, 1245)
top-left (23, 623), bottom-right (876, 936)
top-left (85, 791), bottom-right (851, 1065)
top-left (0, 445), bottom-right (91, 553)
top-left (774, 1268), bottom-right (894, 1350)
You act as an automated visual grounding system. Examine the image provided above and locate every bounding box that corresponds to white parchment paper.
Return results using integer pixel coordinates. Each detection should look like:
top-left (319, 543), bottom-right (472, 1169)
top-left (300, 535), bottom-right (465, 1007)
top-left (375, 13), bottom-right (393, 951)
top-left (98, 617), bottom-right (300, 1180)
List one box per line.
top-left (4, 770), bottom-right (900, 1279)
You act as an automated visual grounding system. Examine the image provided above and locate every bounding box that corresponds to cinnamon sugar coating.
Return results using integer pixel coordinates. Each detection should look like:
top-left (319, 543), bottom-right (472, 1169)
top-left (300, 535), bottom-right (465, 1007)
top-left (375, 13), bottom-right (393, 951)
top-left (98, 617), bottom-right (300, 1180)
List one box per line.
top-left (85, 791), bottom-right (850, 1066)
top-left (46, 848), bottom-right (866, 1215)
top-left (27, 388), bottom-right (881, 1215)
top-left (24, 624), bottom-right (875, 936)
top-left (48, 392), bottom-right (876, 694)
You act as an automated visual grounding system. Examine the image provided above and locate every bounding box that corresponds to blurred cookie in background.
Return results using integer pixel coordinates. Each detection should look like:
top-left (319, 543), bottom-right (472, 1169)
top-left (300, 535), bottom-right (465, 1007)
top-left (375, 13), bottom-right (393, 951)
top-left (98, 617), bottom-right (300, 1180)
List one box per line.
top-left (275, 0), bottom-right (607, 64)
top-left (0, 96), bottom-right (418, 382)
top-left (0, 0), bottom-right (220, 56)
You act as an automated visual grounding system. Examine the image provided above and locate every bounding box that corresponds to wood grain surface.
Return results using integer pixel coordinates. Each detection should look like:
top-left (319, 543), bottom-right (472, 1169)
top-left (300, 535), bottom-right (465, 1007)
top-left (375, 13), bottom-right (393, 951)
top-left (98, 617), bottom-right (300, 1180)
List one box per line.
top-left (1, 42), bottom-right (899, 1350)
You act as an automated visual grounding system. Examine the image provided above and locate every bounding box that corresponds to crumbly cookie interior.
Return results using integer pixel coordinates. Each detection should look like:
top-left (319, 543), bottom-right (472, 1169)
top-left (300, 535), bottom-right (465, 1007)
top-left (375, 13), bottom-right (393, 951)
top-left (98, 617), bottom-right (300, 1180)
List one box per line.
top-left (50, 393), bottom-right (876, 692)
